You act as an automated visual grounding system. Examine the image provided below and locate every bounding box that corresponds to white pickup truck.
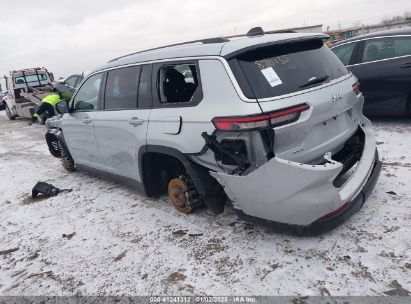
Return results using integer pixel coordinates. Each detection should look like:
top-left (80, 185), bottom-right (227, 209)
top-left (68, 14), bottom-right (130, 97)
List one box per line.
top-left (3, 67), bottom-right (55, 124)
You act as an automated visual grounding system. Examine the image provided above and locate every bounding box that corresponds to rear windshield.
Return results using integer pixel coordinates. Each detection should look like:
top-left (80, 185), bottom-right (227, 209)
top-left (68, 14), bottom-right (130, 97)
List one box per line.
top-left (14, 73), bottom-right (48, 84)
top-left (228, 39), bottom-right (349, 99)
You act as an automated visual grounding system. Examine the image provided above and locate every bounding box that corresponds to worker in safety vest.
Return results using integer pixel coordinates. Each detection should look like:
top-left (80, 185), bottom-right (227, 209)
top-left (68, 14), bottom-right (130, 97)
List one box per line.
top-left (32, 89), bottom-right (61, 122)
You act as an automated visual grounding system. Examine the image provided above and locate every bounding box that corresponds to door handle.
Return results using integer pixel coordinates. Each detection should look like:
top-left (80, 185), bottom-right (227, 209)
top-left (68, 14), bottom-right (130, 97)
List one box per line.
top-left (82, 118), bottom-right (93, 124)
top-left (128, 117), bottom-right (144, 126)
top-left (400, 62), bottom-right (411, 69)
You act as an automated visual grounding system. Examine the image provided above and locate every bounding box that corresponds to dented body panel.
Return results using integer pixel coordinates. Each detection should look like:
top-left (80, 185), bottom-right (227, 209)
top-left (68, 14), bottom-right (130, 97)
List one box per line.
top-left (210, 117), bottom-right (378, 226)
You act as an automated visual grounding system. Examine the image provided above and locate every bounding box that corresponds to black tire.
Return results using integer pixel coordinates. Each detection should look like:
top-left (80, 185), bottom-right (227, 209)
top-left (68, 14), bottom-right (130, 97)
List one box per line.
top-left (61, 149), bottom-right (75, 172)
top-left (5, 105), bottom-right (15, 120)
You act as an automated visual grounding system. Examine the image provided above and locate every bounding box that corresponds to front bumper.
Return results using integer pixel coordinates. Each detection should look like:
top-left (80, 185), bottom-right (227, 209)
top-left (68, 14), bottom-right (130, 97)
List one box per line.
top-left (210, 117), bottom-right (381, 234)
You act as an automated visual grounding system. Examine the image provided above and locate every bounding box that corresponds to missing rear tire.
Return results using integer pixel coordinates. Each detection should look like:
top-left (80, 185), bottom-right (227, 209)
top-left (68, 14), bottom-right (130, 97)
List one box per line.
top-left (168, 176), bottom-right (203, 214)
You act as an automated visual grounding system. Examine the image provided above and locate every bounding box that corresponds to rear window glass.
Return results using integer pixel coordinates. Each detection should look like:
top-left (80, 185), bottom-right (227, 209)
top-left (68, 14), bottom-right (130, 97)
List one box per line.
top-left (229, 39), bottom-right (349, 99)
top-left (15, 74), bottom-right (47, 84)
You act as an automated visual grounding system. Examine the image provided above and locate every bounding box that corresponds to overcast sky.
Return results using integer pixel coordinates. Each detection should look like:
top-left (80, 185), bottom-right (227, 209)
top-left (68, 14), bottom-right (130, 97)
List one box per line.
top-left (0, 0), bottom-right (410, 86)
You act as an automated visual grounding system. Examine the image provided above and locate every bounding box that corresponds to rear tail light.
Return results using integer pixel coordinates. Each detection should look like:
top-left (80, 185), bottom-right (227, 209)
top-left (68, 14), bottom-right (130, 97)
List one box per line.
top-left (212, 103), bottom-right (310, 131)
top-left (352, 81), bottom-right (361, 95)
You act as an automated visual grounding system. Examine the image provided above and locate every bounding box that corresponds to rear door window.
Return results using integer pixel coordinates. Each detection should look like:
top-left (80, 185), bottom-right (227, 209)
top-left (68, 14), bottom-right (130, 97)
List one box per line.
top-left (229, 39), bottom-right (349, 99)
top-left (361, 36), bottom-right (411, 63)
top-left (331, 42), bottom-right (356, 65)
top-left (104, 66), bottom-right (140, 110)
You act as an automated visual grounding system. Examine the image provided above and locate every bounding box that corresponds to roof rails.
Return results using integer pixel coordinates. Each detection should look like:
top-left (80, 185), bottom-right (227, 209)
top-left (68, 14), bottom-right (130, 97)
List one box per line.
top-left (108, 37), bottom-right (229, 63)
top-left (227, 26), bottom-right (297, 39)
top-left (265, 29), bottom-right (296, 34)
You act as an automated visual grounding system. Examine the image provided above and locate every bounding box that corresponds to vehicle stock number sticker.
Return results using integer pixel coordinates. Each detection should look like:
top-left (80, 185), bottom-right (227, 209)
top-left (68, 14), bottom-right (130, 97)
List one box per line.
top-left (260, 67), bottom-right (282, 87)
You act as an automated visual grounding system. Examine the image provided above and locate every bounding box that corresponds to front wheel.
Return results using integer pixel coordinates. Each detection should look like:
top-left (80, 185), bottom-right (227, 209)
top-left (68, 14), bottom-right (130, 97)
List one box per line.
top-left (61, 149), bottom-right (75, 172)
top-left (5, 105), bottom-right (16, 120)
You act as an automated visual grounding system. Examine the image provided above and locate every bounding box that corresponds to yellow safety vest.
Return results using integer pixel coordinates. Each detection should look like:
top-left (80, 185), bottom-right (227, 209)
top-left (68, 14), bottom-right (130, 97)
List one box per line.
top-left (42, 94), bottom-right (60, 106)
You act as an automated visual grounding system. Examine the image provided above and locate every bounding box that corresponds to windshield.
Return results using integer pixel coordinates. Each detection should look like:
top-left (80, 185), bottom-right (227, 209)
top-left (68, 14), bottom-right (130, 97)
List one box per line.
top-left (14, 73), bottom-right (48, 84)
top-left (228, 39), bottom-right (349, 99)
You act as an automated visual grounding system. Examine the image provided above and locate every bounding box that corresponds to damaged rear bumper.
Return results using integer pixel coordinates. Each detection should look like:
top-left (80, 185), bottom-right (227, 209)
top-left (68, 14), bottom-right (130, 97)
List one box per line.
top-left (210, 118), bottom-right (381, 234)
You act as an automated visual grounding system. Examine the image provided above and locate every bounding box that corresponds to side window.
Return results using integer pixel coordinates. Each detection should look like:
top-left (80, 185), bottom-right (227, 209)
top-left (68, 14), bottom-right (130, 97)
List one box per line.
top-left (331, 43), bottom-right (355, 65)
top-left (360, 37), bottom-right (411, 63)
top-left (393, 36), bottom-right (411, 57)
top-left (72, 73), bottom-right (103, 111)
top-left (138, 64), bottom-right (152, 108)
top-left (65, 76), bottom-right (78, 88)
top-left (157, 63), bottom-right (201, 104)
top-left (104, 66), bottom-right (140, 110)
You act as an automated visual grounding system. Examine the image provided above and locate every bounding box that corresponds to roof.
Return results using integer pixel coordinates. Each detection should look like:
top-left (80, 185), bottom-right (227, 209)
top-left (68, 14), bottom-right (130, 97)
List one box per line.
top-left (95, 32), bottom-right (329, 72)
top-left (332, 27), bottom-right (411, 46)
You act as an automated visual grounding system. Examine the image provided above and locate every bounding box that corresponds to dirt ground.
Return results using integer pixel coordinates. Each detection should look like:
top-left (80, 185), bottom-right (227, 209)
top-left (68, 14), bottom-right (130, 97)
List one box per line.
top-left (0, 111), bottom-right (410, 296)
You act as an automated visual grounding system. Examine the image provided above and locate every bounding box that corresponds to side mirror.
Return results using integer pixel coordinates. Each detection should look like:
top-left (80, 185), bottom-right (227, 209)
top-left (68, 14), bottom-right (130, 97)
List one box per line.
top-left (55, 100), bottom-right (69, 115)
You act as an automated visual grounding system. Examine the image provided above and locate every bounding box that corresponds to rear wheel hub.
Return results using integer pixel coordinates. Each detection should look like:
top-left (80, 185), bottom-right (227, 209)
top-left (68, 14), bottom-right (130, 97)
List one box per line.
top-left (168, 178), bottom-right (193, 214)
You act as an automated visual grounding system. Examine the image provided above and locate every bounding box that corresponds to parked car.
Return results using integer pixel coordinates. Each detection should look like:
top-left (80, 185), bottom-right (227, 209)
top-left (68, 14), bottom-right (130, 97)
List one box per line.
top-left (54, 73), bottom-right (86, 101)
top-left (45, 27), bottom-right (380, 234)
top-left (331, 27), bottom-right (411, 116)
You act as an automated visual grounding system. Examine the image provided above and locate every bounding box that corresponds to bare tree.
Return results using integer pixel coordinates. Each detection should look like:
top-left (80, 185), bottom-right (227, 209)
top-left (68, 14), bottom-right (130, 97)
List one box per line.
top-left (352, 20), bottom-right (361, 28)
top-left (381, 14), bottom-right (407, 25)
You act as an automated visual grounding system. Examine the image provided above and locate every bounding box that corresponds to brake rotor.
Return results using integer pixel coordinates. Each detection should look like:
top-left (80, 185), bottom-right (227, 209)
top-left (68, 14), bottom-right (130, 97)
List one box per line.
top-left (168, 178), bottom-right (193, 214)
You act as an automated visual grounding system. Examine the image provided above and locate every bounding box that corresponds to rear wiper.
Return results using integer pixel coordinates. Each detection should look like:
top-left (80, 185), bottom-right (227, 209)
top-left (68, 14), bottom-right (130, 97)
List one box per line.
top-left (299, 75), bottom-right (329, 88)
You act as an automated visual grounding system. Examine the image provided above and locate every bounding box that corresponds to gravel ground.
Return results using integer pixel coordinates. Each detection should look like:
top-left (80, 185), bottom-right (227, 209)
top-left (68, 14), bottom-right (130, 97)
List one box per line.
top-left (0, 111), bottom-right (410, 296)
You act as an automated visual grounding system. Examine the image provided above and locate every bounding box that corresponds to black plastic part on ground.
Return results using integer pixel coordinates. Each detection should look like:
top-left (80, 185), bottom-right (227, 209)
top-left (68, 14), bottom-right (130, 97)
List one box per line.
top-left (235, 150), bottom-right (382, 236)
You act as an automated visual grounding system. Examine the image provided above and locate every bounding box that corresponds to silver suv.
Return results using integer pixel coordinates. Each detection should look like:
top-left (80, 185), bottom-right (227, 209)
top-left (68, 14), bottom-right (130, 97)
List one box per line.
top-left (46, 28), bottom-right (381, 234)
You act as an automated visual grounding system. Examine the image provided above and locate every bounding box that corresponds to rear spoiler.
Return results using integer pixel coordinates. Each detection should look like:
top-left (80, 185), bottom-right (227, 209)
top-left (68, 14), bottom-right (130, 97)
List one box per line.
top-left (223, 34), bottom-right (330, 59)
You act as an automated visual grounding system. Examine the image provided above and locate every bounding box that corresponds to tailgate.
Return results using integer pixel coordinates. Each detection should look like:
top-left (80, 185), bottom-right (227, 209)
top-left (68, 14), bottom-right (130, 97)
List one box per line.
top-left (226, 38), bottom-right (363, 163)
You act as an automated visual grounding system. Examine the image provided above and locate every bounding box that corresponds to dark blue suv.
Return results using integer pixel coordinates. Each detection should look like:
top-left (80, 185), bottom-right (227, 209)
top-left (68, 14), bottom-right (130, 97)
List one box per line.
top-left (331, 27), bottom-right (411, 116)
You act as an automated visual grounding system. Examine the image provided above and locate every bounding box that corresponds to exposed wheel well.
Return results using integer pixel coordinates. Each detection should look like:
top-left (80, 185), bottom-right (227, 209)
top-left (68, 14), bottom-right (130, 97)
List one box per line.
top-left (142, 152), bottom-right (187, 197)
top-left (140, 146), bottom-right (227, 213)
